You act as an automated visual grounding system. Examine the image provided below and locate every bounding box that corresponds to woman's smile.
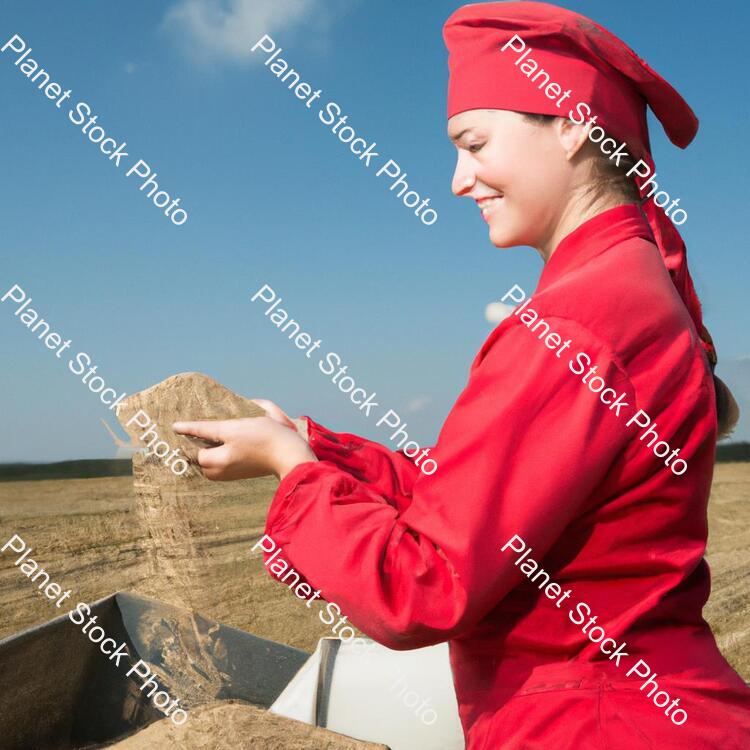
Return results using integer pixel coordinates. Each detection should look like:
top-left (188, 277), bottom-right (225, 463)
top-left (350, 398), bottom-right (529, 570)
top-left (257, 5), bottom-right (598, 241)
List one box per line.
top-left (476, 195), bottom-right (504, 221)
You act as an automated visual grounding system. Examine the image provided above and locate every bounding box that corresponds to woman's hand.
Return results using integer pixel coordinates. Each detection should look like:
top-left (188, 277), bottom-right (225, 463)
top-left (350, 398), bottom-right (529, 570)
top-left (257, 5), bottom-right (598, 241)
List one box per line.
top-left (251, 399), bottom-right (309, 443)
top-left (172, 414), bottom-right (316, 481)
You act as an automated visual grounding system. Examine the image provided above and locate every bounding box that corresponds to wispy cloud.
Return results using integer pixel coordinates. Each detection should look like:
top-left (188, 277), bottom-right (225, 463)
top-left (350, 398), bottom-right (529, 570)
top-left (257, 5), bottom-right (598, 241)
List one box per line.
top-left (485, 301), bottom-right (515, 324)
top-left (163, 0), bottom-right (352, 63)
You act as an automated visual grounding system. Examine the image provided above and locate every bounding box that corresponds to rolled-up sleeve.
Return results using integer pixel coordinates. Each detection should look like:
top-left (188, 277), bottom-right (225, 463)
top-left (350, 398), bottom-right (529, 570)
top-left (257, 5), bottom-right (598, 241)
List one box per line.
top-left (303, 418), bottom-right (421, 508)
top-left (265, 317), bottom-right (636, 649)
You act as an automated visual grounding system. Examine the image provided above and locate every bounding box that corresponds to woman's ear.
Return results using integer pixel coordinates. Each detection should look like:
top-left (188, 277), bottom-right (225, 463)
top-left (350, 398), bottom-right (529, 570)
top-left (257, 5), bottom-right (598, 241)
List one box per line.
top-left (555, 117), bottom-right (589, 161)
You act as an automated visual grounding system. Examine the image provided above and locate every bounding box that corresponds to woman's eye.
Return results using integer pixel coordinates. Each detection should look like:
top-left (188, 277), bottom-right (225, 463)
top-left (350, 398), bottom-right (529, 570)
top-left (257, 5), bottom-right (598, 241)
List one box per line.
top-left (468, 142), bottom-right (484, 153)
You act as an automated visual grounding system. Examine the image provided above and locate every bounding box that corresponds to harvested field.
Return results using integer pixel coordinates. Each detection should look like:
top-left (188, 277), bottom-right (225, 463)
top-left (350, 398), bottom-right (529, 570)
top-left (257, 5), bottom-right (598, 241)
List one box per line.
top-left (0, 474), bottom-right (330, 652)
top-left (1, 466), bottom-right (748, 672)
top-left (704, 462), bottom-right (750, 671)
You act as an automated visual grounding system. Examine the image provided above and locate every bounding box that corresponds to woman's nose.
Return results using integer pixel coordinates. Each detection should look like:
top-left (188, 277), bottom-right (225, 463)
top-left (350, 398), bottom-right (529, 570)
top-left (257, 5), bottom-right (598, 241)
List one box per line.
top-left (452, 152), bottom-right (476, 196)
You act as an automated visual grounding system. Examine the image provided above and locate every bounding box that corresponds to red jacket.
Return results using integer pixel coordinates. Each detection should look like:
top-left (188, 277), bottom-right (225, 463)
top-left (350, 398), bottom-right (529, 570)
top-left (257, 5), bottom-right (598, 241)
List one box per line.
top-left (265, 205), bottom-right (750, 748)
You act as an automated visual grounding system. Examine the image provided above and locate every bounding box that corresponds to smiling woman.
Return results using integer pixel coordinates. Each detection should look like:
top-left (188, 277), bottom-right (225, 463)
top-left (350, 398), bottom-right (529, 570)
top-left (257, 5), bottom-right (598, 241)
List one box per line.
top-left (448, 108), bottom-right (630, 257)
top-left (215, 4), bottom-right (747, 750)
top-left (110, 3), bottom-right (749, 749)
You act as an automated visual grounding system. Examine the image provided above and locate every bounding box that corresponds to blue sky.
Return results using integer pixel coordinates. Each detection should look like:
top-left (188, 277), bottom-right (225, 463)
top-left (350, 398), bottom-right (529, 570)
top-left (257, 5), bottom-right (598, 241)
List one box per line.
top-left (1, 0), bottom-right (748, 462)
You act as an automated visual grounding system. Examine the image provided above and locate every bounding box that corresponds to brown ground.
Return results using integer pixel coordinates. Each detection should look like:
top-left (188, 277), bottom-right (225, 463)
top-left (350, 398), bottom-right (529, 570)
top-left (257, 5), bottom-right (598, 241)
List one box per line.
top-left (0, 474), bottom-right (329, 652)
top-left (702, 463), bottom-right (750, 668)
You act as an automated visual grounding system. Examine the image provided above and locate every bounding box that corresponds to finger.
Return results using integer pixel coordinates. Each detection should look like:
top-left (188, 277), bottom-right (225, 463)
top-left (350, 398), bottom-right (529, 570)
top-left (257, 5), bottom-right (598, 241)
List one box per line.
top-left (197, 443), bottom-right (232, 469)
top-left (250, 399), bottom-right (282, 418)
top-left (250, 399), bottom-right (294, 428)
top-left (201, 463), bottom-right (233, 481)
top-left (173, 420), bottom-right (226, 443)
top-left (202, 467), bottom-right (224, 481)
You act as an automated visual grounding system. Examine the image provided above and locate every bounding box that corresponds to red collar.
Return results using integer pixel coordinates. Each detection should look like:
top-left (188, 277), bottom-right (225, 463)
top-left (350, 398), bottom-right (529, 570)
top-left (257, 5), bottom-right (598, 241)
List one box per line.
top-left (537, 204), bottom-right (655, 290)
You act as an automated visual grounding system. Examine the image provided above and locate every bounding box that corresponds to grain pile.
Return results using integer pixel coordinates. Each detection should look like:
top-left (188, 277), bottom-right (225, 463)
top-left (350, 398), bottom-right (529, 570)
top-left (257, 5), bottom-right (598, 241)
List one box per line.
top-left (115, 373), bottom-right (268, 709)
top-left (108, 702), bottom-right (389, 750)
top-left (117, 371), bottom-right (266, 610)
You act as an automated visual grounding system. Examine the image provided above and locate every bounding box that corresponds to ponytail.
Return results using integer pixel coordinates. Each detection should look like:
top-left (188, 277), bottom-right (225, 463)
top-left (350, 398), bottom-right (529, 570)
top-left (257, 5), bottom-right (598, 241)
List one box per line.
top-left (714, 375), bottom-right (740, 440)
top-left (522, 111), bottom-right (739, 443)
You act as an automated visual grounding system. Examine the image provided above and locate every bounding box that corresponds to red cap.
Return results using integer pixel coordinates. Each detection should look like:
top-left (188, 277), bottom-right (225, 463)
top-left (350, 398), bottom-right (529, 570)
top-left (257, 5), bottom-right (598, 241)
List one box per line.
top-left (443, 2), bottom-right (715, 366)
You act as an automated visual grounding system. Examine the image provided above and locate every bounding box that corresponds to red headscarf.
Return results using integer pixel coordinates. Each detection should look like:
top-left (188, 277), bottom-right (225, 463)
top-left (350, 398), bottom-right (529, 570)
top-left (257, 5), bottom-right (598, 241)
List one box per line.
top-left (443, 1), bottom-right (716, 367)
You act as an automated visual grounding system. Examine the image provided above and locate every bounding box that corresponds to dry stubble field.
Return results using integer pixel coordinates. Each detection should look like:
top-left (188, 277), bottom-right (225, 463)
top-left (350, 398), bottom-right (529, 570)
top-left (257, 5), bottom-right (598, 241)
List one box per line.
top-left (0, 464), bottom-right (748, 678)
top-left (0, 474), bottom-right (331, 653)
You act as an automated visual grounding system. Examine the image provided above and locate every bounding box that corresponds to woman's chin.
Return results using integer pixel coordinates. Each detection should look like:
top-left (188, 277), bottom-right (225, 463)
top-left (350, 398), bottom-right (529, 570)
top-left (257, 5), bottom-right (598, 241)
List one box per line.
top-left (487, 221), bottom-right (519, 249)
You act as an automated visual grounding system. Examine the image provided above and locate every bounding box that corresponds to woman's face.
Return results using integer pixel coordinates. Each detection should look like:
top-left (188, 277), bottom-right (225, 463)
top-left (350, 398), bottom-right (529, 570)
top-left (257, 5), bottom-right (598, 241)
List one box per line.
top-left (448, 109), bottom-right (575, 251)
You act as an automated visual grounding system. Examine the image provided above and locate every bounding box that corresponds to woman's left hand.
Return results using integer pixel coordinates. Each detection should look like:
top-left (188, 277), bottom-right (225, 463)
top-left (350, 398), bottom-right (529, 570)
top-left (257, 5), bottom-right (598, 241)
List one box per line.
top-left (172, 416), bottom-right (317, 481)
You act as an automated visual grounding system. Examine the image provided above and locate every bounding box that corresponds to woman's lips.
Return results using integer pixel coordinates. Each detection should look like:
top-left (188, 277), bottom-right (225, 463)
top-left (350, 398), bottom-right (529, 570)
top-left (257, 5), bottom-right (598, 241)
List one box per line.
top-left (477, 196), bottom-right (504, 221)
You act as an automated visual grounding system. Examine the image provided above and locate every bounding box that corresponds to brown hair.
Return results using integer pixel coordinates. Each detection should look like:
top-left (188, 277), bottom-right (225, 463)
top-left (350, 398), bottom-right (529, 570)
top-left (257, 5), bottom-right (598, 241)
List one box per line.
top-left (521, 112), bottom-right (739, 440)
top-left (521, 112), bottom-right (639, 204)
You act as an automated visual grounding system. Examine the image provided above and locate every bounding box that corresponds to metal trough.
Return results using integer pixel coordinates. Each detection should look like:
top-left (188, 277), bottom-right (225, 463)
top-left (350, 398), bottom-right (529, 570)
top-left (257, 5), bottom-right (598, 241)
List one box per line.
top-left (0, 591), bottom-right (309, 749)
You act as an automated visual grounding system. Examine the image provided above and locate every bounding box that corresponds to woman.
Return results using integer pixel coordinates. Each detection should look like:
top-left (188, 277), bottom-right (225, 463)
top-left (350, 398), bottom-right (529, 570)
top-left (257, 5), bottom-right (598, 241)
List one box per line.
top-left (174, 3), bottom-right (749, 747)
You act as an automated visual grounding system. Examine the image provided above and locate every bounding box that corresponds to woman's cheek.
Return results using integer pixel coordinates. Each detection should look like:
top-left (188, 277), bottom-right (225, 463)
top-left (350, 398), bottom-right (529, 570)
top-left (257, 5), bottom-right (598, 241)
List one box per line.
top-left (488, 200), bottom-right (523, 247)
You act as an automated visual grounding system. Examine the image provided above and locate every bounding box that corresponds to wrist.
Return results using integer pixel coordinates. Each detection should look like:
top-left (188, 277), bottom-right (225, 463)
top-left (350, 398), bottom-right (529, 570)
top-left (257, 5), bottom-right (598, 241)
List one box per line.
top-left (274, 435), bottom-right (317, 480)
top-left (292, 417), bottom-right (309, 443)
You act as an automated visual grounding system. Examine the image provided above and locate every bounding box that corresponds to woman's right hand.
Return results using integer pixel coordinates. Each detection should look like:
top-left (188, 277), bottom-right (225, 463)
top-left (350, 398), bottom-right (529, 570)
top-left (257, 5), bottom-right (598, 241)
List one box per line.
top-left (251, 399), bottom-right (309, 442)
